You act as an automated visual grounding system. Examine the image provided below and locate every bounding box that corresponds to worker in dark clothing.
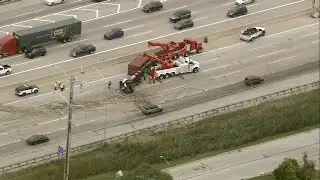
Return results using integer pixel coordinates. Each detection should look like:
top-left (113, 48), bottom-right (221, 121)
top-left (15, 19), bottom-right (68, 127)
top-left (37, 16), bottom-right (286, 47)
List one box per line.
top-left (60, 82), bottom-right (65, 91)
top-left (108, 81), bottom-right (112, 90)
top-left (143, 68), bottom-right (148, 81)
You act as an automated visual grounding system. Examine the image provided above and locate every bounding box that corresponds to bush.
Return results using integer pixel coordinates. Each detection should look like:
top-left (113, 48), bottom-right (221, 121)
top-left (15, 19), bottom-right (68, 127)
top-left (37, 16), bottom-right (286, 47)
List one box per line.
top-left (2, 90), bottom-right (319, 180)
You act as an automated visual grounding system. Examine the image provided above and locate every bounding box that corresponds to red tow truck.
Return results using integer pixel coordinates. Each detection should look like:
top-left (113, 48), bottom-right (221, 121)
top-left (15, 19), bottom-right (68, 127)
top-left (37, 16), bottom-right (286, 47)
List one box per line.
top-left (147, 38), bottom-right (203, 60)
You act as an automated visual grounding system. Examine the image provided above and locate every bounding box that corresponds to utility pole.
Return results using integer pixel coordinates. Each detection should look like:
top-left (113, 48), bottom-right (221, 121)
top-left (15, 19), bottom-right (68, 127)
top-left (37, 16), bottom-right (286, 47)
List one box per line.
top-left (64, 75), bottom-right (75, 180)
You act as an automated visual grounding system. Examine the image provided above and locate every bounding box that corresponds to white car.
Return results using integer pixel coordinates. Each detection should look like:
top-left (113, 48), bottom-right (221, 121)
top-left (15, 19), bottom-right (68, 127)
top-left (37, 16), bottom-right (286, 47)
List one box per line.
top-left (240, 27), bottom-right (265, 42)
top-left (235, 0), bottom-right (255, 5)
top-left (45, 0), bottom-right (64, 6)
top-left (15, 84), bottom-right (39, 96)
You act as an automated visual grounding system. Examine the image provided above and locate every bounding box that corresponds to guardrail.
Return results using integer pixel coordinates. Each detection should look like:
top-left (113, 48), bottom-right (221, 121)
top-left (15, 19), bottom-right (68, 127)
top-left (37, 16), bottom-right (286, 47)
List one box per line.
top-left (0, 81), bottom-right (319, 174)
top-left (0, 0), bottom-right (21, 5)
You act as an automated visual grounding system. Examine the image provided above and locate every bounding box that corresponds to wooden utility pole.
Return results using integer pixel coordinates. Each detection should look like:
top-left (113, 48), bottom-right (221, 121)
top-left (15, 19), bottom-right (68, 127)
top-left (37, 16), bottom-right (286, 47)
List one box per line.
top-left (64, 75), bottom-right (75, 180)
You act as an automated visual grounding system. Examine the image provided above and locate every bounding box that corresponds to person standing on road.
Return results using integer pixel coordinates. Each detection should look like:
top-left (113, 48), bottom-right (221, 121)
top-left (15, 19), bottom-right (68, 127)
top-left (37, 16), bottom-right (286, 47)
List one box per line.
top-left (60, 82), bottom-right (65, 91)
top-left (108, 81), bottom-right (112, 90)
top-left (54, 82), bottom-right (58, 91)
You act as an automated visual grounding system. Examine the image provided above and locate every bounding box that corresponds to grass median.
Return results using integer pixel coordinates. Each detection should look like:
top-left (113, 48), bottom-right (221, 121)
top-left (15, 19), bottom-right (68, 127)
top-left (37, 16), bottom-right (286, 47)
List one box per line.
top-left (1, 89), bottom-right (319, 180)
top-left (248, 170), bottom-right (320, 180)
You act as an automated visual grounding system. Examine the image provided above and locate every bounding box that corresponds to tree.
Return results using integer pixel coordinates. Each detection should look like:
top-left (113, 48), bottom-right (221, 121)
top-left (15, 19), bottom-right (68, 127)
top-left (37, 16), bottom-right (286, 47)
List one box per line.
top-left (273, 153), bottom-right (316, 180)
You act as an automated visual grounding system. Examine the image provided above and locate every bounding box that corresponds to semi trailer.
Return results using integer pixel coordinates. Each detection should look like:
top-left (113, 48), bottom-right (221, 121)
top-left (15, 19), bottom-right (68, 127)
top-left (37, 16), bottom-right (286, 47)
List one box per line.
top-left (0, 18), bottom-right (81, 58)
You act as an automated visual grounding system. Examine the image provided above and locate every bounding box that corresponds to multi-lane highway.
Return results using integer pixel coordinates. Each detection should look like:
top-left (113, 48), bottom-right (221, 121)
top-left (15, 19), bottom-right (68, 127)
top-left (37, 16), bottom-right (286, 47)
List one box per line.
top-left (166, 128), bottom-right (320, 180)
top-left (0, 0), bottom-right (319, 169)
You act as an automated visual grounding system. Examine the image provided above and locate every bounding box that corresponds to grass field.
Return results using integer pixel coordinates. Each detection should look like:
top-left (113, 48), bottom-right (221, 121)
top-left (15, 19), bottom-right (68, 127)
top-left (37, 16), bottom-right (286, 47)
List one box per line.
top-left (1, 89), bottom-right (319, 180)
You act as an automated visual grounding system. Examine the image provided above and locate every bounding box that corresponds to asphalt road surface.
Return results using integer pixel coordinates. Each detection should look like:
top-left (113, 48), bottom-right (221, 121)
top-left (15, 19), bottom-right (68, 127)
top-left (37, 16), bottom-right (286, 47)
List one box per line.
top-left (0, 70), bottom-right (318, 168)
top-left (0, 0), bottom-right (318, 168)
top-left (167, 128), bottom-right (320, 180)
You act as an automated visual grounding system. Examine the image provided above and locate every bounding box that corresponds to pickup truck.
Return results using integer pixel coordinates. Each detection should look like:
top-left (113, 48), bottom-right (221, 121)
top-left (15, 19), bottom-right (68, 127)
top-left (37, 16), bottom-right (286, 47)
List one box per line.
top-left (0, 64), bottom-right (12, 76)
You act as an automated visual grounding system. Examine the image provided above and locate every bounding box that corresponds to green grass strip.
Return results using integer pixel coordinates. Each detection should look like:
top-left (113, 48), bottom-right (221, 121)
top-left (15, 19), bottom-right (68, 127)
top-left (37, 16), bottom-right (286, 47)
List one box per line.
top-left (1, 89), bottom-right (319, 180)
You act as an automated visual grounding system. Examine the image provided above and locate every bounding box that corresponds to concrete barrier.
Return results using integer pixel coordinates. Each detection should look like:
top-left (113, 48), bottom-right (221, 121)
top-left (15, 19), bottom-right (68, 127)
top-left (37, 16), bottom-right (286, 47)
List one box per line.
top-left (0, 81), bottom-right (318, 173)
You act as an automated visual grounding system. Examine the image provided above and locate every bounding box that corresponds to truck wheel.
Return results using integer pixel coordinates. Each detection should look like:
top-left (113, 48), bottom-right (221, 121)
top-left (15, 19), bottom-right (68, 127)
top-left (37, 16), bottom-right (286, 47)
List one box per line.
top-left (193, 67), bottom-right (199, 73)
top-left (76, 54), bottom-right (79, 58)
top-left (184, 52), bottom-right (189, 57)
top-left (165, 73), bottom-right (170, 78)
top-left (66, 37), bottom-right (72, 42)
top-left (159, 74), bottom-right (164, 80)
top-left (5, 71), bottom-right (10, 75)
top-left (172, 54), bottom-right (178, 60)
top-left (171, 72), bottom-right (175, 76)
top-left (196, 48), bottom-right (202, 53)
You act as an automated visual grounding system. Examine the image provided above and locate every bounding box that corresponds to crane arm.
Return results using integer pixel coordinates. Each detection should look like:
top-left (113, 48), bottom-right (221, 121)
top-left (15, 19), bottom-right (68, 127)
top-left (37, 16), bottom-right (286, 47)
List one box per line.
top-left (147, 41), bottom-right (178, 50)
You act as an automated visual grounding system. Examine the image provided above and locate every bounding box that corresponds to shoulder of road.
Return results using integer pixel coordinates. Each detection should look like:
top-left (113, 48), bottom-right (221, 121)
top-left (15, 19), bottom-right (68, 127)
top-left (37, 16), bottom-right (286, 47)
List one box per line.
top-left (166, 128), bottom-right (320, 180)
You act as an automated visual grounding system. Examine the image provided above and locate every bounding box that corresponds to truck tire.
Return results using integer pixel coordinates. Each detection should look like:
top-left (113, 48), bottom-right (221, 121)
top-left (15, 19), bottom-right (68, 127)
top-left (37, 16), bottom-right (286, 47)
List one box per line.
top-left (159, 74), bottom-right (164, 80)
top-left (165, 73), bottom-right (170, 78)
top-left (192, 67), bottom-right (199, 73)
top-left (22, 93), bottom-right (26, 96)
top-left (261, 31), bottom-right (265, 36)
top-left (196, 48), bottom-right (202, 53)
top-left (5, 71), bottom-right (10, 75)
top-left (171, 72), bottom-right (175, 76)
top-left (172, 54), bottom-right (178, 60)
top-left (184, 51), bottom-right (189, 57)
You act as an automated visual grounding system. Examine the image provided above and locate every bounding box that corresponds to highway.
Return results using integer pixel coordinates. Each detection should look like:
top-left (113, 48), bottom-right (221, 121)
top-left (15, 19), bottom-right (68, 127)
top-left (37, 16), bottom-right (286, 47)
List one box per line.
top-left (166, 128), bottom-right (320, 180)
top-left (0, 0), bottom-right (318, 168)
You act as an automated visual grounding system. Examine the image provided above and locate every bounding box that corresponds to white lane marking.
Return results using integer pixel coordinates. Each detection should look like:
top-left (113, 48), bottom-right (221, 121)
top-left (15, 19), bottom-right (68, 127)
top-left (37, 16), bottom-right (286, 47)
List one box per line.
top-left (3, 73), bottom-right (127, 105)
top-left (158, 6), bottom-right (187, 14)
top-left (312, 40), bottom-right (319, 44)
top-left (267, 22), bottom-right (318, 37)
top-left (12, 9), bottom-right (44, 18)
top-left (37, 117), bottom-right (67, 126)
top-left (89, 119), bottom-right (96, 123)
top-left (77, 8), bottom-right (97, 12)
top-left (158, 85), bottom-right (184, 94)
top-left (11, 24), bottom-right (31, 28)
top-left (0, 140), bottom-right (21, 148)
top-left (256, 50), bottom-right (285, 58)
top-left (53, 13), bottom-right (77, 18)
top-left (202, 42), bottom-right (243, 55)
top-left (203, 64), bottom-right (231, 72)
top-left (123, 25), bottom-right (143, 31)
top-left (0, 3), bottom-right (311, 80)
top-left (300, 32), bottom-right (318, 38)
top-left (0, 55), bottom-right (23, 63)
top-left (0, 31), bottom-right (9, 35)
top-left (100, 2), bottom-right (121, 13)
top-left (138, 0), bottom-right (143, 8)
top-left (268, 56), bottom-right (296, 64)
top-left (13, 58), bottom-right (42, 66)
top-left (193, 17), bottom-right (208, 21)
top-left (104, 19), bottom-right (132, 28)
top-left (202, 58), bottom-right (220, 64)
top-left (211, 70), bottom-right (241, 80)
top-left (4, 92), bottom-right (53, 105)
top-left (57, 39), bottom-right (88, 47)
top-left (221, 2), bottom-right (233, 6)
top-left (125, 31), bottom-right (152, 39)
top-left (249, 43), bottom-right (276, 51)
top-left (0, 132), bottom-right (8, 136)
top-left (33, 18), bottom-right (55, 23)
top-left (247, 3), bottom-right (260, 7)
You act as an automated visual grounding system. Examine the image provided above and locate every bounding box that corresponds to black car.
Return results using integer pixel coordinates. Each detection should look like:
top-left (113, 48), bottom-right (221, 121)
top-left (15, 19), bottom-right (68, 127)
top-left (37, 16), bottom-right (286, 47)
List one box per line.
top-left (227, 5), bottom-right (248, 17)
top-left (70, 44), bottom-right (96, 58)
top-left (173, 19), bottom-right (194, 30)
top-left (92, 0), bottom-right (105, 2)
top-left (25, 45), bottom-right (46, 59)
top-left (142, 1), bottom-right (163, 13)
top-left (15, 84), bottom-right (39, 96)
top-left (244, 75), bottom-right (264, 86)
top-left (169, 9), bottom-right (192, 23)
top-left (141, 103), bottom-right (163, 115)
top-left (26, 135), bottom-right (49, 146)
top-left (104, 28), bottom-right (124, 40)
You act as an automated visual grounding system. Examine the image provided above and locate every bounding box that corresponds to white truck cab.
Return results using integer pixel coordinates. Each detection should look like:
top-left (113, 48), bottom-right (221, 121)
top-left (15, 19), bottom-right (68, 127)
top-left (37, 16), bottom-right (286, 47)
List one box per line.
top-left (156, 57), bottom-right (200, 79)
top-left (0, 64), bottom-right (12, 76)
top-left (45, 0), bottom-right (64, 6)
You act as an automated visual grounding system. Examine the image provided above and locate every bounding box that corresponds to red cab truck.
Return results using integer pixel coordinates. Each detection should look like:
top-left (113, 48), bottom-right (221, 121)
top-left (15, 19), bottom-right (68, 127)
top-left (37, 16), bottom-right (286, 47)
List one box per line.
top-left (0, 18), bottom-right (81, 58)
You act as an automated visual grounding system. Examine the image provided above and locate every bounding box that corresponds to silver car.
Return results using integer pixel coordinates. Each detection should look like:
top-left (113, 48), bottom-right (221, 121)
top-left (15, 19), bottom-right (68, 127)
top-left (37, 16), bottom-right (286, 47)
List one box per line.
top-left (235, 0), bottom-right (255, 5)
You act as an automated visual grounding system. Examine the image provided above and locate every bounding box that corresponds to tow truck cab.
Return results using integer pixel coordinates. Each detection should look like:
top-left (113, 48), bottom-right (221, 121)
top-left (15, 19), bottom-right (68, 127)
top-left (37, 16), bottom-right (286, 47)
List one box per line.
top-left (0, 35), bottom-right (17, 57)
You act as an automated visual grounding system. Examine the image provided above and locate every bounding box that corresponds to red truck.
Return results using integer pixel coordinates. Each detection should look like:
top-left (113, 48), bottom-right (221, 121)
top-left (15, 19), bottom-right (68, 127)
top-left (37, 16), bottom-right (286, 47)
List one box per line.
top-left (0, 18), bottom-right (81, 58)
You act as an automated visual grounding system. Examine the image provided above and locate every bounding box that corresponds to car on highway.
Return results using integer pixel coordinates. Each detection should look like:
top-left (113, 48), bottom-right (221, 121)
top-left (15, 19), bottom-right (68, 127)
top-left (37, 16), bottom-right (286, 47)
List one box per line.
top-left (15, 84), bottom-right (39, 96)
top-left (169, 9), bottom-right (192, 23)
top-left (104, 28), bottom-right (124, 40)
top-left (240, 27), bottom-right (265, 42)
top-left (25, 45), bottom-right (46, 59)
top-left (174, 19), bottom-right (194, 30)
top-left (142, 1), bottom-right (163, 13)
top-left (92, 0), bottom-right (106, 2)
top-left (141, 103), bottom-right (163, 115)
top-left (244, 75), bottom-right (264, 86)
top-left (227, 5), bottom-right (248, 17)
top-left (45, 0), bottom-right (64, 6)
top-left (70, 44), bottom-right (96, 58)
top-left (235, 0), bottom-right (255, 5)
top-left (26, 135), bottom-right (49, 146)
